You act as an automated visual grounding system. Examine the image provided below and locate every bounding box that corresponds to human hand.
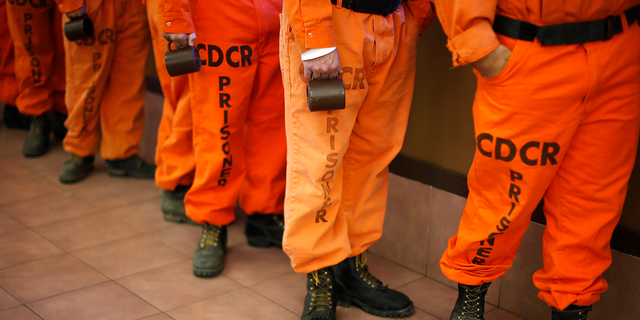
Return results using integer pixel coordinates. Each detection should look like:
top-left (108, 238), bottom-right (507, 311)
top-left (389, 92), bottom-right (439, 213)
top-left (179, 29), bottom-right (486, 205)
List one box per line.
top-left (163, 33), bottom-right (197, 48)
top-left (472, 44), bottom-right (512, 78)
top-left (302, 49), bottom-right (343, 80)
top-left (66, 4), bottom-right (86, 19)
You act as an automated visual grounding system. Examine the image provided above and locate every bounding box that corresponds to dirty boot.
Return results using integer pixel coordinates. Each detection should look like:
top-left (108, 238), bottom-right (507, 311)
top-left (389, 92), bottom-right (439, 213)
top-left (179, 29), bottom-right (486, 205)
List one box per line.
top-left (2, 105), bottom-right (31, 129)
top-left (450, 282), bottom-right (491, 320)
top-left (301, 267), bottom-right (336, 320)
top-left (193, 223), bottom-right (227, 277)
top-left (333, 251), bottom-right (414, 317)
top-left (244, 213), bottom-right (284, 248)
top-left (105, 155), bottom-right (156, 179)
top-left (23, 115), bottom-right (50, 157)
top-left (59, 155), bottom-right (95, 183)
top-left (51, 112), bottom-right (68, 142)
top-left (552, 305), bottom-right (592, 320)
top-left (160, 185), bottom-right (196, 225)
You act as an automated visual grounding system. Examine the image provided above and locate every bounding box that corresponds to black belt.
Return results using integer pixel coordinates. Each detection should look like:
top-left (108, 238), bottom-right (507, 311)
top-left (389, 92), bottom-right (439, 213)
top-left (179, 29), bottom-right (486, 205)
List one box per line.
top-left (330, 0), bottom-right (402, 16)
top-left (493, 5), bottom-right (640, 45)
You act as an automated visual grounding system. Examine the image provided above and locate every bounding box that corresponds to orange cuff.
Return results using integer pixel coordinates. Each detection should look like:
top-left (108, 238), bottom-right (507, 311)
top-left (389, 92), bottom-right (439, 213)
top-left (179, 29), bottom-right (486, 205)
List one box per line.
top-left (163, 12), bottom-right (195, 34)
top-left (56, 0), bottom-right (83, 13)
top-left (448, 20), bottom-right (499, 67)
top-left (293, 23), bottom-right (336, 54)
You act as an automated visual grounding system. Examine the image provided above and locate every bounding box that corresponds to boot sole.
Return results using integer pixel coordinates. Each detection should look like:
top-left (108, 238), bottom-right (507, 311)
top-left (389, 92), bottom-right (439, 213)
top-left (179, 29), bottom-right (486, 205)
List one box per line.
top-left (338, 295), bottom-right (414, 318)
top-left (162, 212), bottom-right (199, 226)
top-left (59, 165), bottom-right (94, 184)
top-left (192, 265), bottom-right (224, 278)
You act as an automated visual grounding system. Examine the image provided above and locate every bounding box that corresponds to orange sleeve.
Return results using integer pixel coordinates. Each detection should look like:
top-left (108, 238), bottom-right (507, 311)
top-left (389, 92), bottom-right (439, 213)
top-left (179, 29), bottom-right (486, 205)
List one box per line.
top-left (434, 0), bottom-right (500, 67)
top-left (54, 0), bottom-right (84, 13)
top-left (161, 0), bottom-right (195, 34)
top-left (406, 0), bottom-right (437, 35)
top-left (284, 0), bottom-right (336, 54)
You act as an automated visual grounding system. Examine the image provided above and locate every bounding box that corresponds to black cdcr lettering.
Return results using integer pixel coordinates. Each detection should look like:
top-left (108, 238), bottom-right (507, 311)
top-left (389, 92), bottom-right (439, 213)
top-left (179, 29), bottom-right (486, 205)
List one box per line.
top-left (541, 142), bottom-right (560, 165)
top-left (520, 141), bottom-right (540, 166)
top-left (226, 46), bottom-right (239, 68)
top-left (495, 137), bottom-right (516, 162)
top-left (509, 170), bottom-right (523, 182)
top-left (326, 117), bottom-right (338, 133)
top-left (240, 46), bottom-right (252, 67)
top-left (208, 45), bottom-right (223, 67)
top-left (509, 183), bottom-right (521, 203)
top-left (476, 133), bottom-right (493, 157)
top-left (219, 76), bottom-right (231, 91)
top-left (342, 67), bottom-right (352, 89)
top-left (352, 68), bottom-right (365, 89)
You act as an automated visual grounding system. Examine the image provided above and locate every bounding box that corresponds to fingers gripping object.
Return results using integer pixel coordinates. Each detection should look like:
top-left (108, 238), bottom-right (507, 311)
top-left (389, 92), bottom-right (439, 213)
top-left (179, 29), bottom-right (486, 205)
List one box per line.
top-left (307, 78), bottom-right (346, 112)
top-left (164, 41), bottom-right (201, 77)
top-left (64, 16), bottom-right (94, 41)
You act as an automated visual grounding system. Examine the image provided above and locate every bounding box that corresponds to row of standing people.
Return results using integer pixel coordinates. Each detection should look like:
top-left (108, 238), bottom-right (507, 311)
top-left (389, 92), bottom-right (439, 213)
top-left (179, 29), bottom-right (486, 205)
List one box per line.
top-left (2, 1), bottom-right (639, 320)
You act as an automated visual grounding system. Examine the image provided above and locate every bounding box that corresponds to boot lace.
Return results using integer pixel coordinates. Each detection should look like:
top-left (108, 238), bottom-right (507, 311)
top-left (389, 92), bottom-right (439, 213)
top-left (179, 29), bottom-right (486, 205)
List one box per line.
top-left (199, 223), bottom-right (222, 247)
top-left (273, 215), bottom-right (284, 228)
top-left (459, 285), bottom-right (487, 319)
top-left (308, 269), bottom-right (333, 310)
top-left (70, 155), bottom-right (84, 164)
top-left (355, 252), bottom-right (384, 288)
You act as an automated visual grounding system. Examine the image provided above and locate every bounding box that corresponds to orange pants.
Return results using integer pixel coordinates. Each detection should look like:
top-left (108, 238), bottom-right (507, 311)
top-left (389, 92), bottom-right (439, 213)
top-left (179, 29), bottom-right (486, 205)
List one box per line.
top-left (184, 0), bottom-right (286, 225)
top-left (281, 4), bottom-right (424, 273)
top-left (6, 0), bottom-right (65, 116)
top-left (62, 0), bottom-right (150, 159)
top-left (0, 0), bottom-right (18, 105)
top-left (440, 23), bottom-right (640, 310)
top-left (146, 0), bottom-right (195, 190)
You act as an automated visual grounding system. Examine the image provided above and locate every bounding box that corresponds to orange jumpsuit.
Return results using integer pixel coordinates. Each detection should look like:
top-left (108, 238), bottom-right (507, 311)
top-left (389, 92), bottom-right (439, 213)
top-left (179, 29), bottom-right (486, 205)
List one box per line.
top-left (56, 0), bottom-right (150, 160)
top-left (0, 0), bottom-right (18, 106)
top-left (6, 0), bottom-right (65, 116)
top-left (163, 0), bottom-right (287, 225)
top-left (281, 0), bottom-right (435, 273)
top-left (146, 0), bottom-right (195, 191)
top-left (436, 0), bottom-right (640, 311)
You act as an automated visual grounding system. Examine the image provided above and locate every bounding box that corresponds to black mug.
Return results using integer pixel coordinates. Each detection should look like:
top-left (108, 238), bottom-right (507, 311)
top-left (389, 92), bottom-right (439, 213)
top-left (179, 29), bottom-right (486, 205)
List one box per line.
top-left (64, 16), bottom-right (94, 41)
top-left (164, 41), bottom-right (201, 77)
top-left (307, 78), bottom-right (346, 112)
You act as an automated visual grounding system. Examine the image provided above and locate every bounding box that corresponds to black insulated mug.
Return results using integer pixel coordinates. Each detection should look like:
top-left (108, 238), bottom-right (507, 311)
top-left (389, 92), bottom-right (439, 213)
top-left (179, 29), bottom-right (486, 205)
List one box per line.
top-left (307, 78), bottom-right (346, 112)
top-left (64, 16), bottom-right (94, 41)
top-left (164, 41), bottom-right (201, 77)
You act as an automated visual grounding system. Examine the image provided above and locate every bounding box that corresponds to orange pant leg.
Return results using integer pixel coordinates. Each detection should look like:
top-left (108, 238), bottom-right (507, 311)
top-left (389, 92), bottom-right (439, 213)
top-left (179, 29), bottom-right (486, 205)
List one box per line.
top-left (280, 4), bottom-right (421, 273)
top-left (63, 0), bottom-right (149, 159)
top-left (0, 0), bottom-right (19, 106)
top-left (146, 0), bottom-right (195, 190)
top-left (6, 0), bottom-right (65, 116)
top-left (440, 26), bottom-right (640, 310)
top-left (184, 0), bottom-right (286, 225)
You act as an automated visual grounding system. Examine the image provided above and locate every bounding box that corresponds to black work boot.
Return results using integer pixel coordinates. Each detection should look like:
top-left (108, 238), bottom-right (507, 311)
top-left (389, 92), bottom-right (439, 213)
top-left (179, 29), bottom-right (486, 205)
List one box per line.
top-left (59, 155), bottom-right (95, 183)
top-left (105, 155), bottom-right (156, 179)
top-left (301, 267), bottom-right (337, 320)
top-left (333, 252), bottom-right (414, 317)
top-left (2, 105), bottom-right (31, 129)
top-left (552, 305), bottom-right (592, 320)
top-left (450, 282), bottom-right (491, 320)
top-left (193, 223), bottom-right (227, 277)
top-left (51, 111), bottom-right (68, 141)
top-left (23, 115), bottom-right (50, 157)
top-left (160, 185), bottom-right (197, 225)
top-left (244, 213), bottom-right (284, 248)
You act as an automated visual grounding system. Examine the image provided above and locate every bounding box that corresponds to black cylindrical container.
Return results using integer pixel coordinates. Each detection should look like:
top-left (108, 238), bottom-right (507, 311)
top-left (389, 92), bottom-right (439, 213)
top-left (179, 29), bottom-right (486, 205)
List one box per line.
top-left (164, 42), bottom-right (201, 77)
top-left (307, 78), bottom-right (346, 112)
top-left (64, 16), bottom-right (94, 41)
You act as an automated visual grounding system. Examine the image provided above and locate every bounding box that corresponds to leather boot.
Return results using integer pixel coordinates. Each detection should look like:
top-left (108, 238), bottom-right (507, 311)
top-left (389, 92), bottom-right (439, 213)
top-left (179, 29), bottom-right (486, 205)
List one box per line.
top-left (333, 252), bottom-right (414, 317)
top-left (301, 267), bottom-right (337, 320)
top-left (160, 185), bottom-right (197, 225)
top-left (23, 115), bottom-right (50, 157)
top-left (244, 213), bottom-right (284, 248)
top-left (105, 155), bottom-right (156, 179)
top-left (59, 155), bottom-right (95, 183)
top-left (450, 282), bottom-right (491, 320)
top-left (192, 223), bottom-right (227, 277)
top-left (552, 305), bottom-right (592, 320)
top-left (2, 105), bottom-right (31, 129)
top-left (51, 111), bottom-right (68, 142)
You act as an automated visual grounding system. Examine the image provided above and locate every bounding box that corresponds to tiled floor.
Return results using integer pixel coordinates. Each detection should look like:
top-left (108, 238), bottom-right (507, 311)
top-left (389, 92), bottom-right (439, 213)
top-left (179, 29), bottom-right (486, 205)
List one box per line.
top-left (0, 108), bottom-right (525, 320)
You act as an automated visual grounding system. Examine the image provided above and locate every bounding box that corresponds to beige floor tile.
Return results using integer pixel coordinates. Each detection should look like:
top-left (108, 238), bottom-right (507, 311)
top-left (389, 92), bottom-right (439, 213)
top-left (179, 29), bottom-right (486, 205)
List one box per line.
top-left (0, 193), bottom-right (97, 227)
top-left (0, 212), bottom-right (26, 235)
top-left (35, 212), bottom-right (140, 251)
top-left (7, 143), bottom-right (70, 172)
top-left (0, 129), bottom-right (27, 157)
top-left (251, 272), bottom-right (306, 315)
top-left (117, 260), bottom-right (243, 311)
top-left (485, 308), bottom-right (528, 320)
top-left (168, 288), bottom-right (299, 320)
top-left (108, 198), bottom-right (172, 232)
top-left (0, 305), bottom-right (41, 320)
top-left (28, 282), bottom-right (158, 320)
top-left (74, 234), bottom-right (188, 279)
top-left (0, 288), bottom-right (20, 310)
top-left (150, 224), bottom-right (202, 256)
top-left (0, 158), bottom-right (30, 180)
top-left (0, 229), bottom-right (64, 269)
top-left (139, 313), bottom-right (174, 320)
top-left (366, 253), bottom-right (425, 289)
top-left (0, 174), bottom-right (63, 205)
top-left (221, 244), bottom-right (293, 287)
top-left (0, 254), bottom-right (108, 303)
top-left (337, 307), bottom-right (440, 319)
